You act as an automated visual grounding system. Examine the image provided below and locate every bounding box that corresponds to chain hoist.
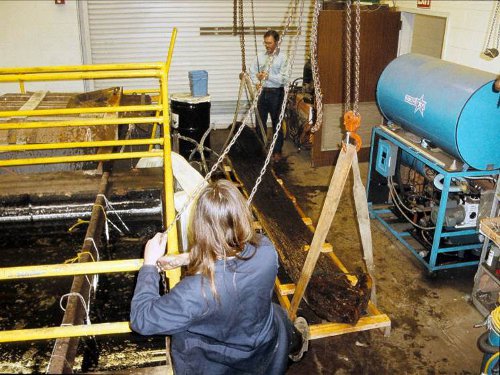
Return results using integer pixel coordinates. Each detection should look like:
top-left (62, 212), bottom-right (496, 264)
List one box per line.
top-left (238, 0), bottom-right (246, 72)
top-left (233, 0), bottom-right (237, 35)
top-left (343, 0), bottom-right (362, 151)
top-left (250, 0), bottom-right (260, 70)
top-left (247, 0), bottom-right (306, 203)
top-left (484, 0), bottom-right (500, 58)
top-left (310, 0), bottom-right (323, 134)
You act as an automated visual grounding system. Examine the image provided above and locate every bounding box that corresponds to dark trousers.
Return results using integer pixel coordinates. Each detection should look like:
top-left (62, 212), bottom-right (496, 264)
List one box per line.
top-left (257, 87), bottom-right (285, 154)
top-left (270, 303), bottom-right (304, 374)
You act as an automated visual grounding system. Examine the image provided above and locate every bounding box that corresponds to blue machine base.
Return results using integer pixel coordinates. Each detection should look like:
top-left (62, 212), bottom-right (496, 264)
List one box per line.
top-left (367, 127), bottom-right (500, 273)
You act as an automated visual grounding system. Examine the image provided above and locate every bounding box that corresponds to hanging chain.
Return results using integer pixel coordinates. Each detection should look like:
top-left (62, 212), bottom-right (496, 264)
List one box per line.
top-left (497, 22), bottom-right (500, 50)
top-left (250, 0), bottom-right (260, 68)
top-left (344, 0), bottom-right (352, 112)
top-left (485, 1), bottom-right (500, 50)
top-left (310, 0), bottom-right (324, 133)
top-left (353, 0), bottom-right (361, 115)
top-left (247, 0), bottom-right (306, 204)
top-left (233, 0), bottom-right (237, 35)
top-left (159, 0), bottom-right (305, 242)
top-left (239, 0), bottom-right (247, 72)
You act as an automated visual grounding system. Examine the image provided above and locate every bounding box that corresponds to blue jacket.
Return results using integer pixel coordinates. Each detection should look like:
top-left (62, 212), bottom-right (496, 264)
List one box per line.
top-left (130, 235), bottom-right (290, 375)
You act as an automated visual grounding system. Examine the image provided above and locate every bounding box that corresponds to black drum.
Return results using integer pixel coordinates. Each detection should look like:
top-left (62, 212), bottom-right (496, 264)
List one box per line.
top-left (170, 93), bottom-right (211, 159)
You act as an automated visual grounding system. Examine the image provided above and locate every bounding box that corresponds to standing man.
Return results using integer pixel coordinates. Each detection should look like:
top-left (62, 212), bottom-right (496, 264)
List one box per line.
top-left (250, 30), bottom-right (290, 162)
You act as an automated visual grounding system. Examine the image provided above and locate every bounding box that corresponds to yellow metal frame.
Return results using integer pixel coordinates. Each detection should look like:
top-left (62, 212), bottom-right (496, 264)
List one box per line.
top-left (0, 322), bottom-right (132, 343)
top-left (0, 28), bottom-right (181, 342)
top-left (0, 259), bottom-right (145, 280)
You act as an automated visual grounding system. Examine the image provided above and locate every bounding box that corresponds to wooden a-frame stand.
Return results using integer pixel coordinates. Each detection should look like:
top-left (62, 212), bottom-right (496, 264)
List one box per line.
top-left (275, 144), bottom-right (390, 339)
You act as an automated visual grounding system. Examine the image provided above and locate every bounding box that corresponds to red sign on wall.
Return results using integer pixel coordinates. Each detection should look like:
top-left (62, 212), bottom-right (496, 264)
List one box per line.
top-left (417, 0), bottom-right (431, 8)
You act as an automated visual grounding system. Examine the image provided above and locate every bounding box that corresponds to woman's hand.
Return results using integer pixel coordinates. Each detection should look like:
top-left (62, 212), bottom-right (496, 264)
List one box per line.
top-left (143, 232), bottom-right (168, 266)
top-left (156, 253), bottom-right (190, 271)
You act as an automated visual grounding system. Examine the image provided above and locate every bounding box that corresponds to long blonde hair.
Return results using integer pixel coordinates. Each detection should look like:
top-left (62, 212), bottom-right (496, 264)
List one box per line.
top-left (187, 179), bottom-right (258, 299)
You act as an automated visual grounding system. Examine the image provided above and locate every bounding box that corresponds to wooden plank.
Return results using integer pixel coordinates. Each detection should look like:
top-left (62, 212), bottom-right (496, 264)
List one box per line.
top-left (5, 91), bottom-right (47, 143)
top-left (0, 169), bottom-right (163, 203)
top-left (352, 151), bottom-right (377, 304)
top-left (289, 145), bottom-right (356, 320)
top-left (480, 216), bottom-right (500, 248)
top-left (91, 365), bottom-right (173, 374)
top-left (276, 286), bottom-right (391, 340)
top-left (277, 283), bottom-right (296, 296)
top-left (309, 313), bottom-right (391, 340)
top-left (303, 243), bottom-right (333, 253)
top-left (302, 217), bottom-right (313, 226)
top-left (13, 90), bottom-right (48, 116)
top-left (274, 278), bottom-right (291, 311)
top-left (47, 172), bottom-right (110, 373)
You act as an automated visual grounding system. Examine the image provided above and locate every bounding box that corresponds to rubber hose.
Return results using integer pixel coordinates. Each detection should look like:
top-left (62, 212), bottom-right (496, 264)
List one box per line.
top-left (477, 331), bottom-right (499, 354)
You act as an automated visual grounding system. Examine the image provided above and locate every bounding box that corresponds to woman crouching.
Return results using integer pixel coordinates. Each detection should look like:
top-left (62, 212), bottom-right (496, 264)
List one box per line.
top-left (130, 179), bottom-right (308, 374)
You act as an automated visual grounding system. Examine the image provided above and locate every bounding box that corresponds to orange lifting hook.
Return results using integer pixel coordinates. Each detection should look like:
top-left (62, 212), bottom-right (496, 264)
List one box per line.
top-left (343, 110), bottom-right (362, 151)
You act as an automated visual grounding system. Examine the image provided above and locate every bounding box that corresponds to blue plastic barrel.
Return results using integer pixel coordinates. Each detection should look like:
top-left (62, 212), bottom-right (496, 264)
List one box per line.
top-left (188, 70), bottom-right (208, 97)
top-left (376, 53), bottom-right (499, 171)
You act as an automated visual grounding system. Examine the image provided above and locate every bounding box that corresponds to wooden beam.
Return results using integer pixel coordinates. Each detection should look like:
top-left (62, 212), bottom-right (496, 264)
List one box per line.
top-left (47, 172), bottom-right (110, 373)
top-left (289, 145), bottom-right (356, 320)
top-left (277, 282), bottom-right (296, 296)
top-left (309, 313), bottom-right (391, 340)
top-left (352, 151), bottom-right (377, 304)
top-left (303, 243), bottom-right (333, 253)
top-left (274, 278), bottom-right (291, 311)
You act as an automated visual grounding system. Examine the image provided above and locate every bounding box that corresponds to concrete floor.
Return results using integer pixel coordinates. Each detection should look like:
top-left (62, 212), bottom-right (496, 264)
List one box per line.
top-left (0, 129), bottom-right (486, 374)
top-left (268, 137), bottom-right (485, 374)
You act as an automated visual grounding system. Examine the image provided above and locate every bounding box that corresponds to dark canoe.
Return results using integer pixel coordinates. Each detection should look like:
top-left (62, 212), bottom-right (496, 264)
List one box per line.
top-left (228, 126), bottom-right (370, 324)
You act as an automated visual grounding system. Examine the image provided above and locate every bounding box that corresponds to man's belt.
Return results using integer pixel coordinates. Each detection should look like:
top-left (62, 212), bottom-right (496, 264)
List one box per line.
top-left (262, 87), bottom-right (284, 91)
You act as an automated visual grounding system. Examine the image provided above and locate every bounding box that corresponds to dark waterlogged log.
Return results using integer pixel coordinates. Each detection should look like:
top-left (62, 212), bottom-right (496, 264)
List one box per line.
top-left (228, 126), bottom-right (369, 323)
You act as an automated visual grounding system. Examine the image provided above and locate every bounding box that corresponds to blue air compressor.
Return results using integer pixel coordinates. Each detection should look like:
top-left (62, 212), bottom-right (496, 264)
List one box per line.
top-left (367, 53), bottom-right (499, 273)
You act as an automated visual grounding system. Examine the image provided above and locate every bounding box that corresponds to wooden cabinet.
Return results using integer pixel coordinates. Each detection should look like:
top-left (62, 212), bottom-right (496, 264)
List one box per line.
top-left (312, 7), bottom-right (401, 166)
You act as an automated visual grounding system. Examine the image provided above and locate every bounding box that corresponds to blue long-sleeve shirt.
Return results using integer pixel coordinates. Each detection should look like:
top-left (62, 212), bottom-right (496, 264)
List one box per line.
top-left (130, 235), bottom-right (289, 375)
top-left (249, 50), bottom-right (290, 88)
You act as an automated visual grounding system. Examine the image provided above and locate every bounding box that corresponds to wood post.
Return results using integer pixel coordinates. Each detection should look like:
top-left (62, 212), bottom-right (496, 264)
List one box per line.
top-left (352, 151), bottom-right (376, 304)
top-left (47, 172), bottom-right (109, 373)
top-left (289, 144), bottom-right (376, 319)
top-left (289, 145), bottom-right (356, 320)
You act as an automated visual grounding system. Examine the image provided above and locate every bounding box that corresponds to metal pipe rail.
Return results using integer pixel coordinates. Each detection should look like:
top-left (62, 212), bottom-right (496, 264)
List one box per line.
top-left (0, 151), bottom-right (160, 167)
top-left (0, 62), bottom-right (164, 74)
top-left (0, 322), bottom-right (132, 343)
top-left (0, 116), bottom-right (162, 130)
top-left (0, 70), bottom-right (162, 82)
top-left (0, 259), bottom-right (145, 280)
top-left (0, 104), bottom-right (161, 118)
top-left (0, 28), bottom-right (181, 349)
top-left (0, 138), bottom-right (163, 152)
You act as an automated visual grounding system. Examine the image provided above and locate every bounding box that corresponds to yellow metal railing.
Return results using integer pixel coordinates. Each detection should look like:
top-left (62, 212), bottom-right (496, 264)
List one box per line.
top-left (0, 28), bottom-right (181, 342)
top-left (0, 322), bottom-right (132, 343)
top-left (0, 259), bottom-right (145, 281)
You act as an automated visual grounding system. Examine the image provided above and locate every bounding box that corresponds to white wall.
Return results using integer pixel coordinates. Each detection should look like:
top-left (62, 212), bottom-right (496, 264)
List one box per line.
top-left (390, 0), bottom-right (500, 74)
top-left (0, 0), bottom-right (84, 93)
top-left (0, 0), bottom-right (497, 97)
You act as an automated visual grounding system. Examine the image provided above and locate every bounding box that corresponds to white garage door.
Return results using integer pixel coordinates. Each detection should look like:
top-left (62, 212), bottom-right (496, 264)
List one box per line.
top-left (79, 0), bottom-right (313, 126)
